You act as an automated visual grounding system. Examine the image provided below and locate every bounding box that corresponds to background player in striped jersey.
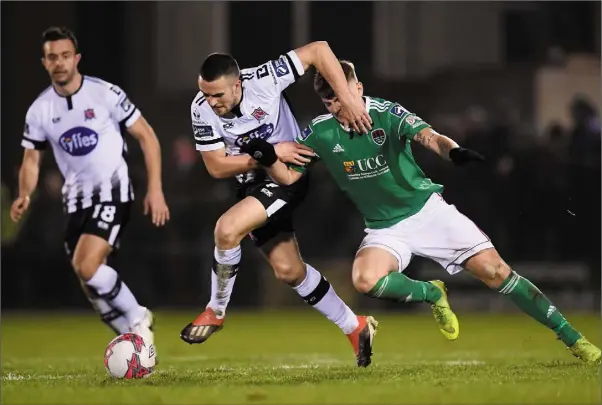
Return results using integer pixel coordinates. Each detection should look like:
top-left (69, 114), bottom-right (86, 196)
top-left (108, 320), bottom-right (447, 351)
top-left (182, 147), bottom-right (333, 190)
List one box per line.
top-left (10, 27), bottom-right (169, 349)
top-left (180, 43), bottom-right (378, 367)
top-left (240, 60), bottom-right (601, 364)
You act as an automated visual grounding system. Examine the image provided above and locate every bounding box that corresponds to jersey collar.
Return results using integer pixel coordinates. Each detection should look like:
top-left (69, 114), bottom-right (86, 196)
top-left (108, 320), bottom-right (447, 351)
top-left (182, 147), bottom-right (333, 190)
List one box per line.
top-left (52, 74), bottom-right (85, 98)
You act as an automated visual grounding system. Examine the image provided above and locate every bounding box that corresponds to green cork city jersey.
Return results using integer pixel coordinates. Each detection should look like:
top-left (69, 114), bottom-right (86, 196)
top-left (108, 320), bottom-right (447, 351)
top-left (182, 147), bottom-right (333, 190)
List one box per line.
top-left (293, 97), bottom-right (443, 229)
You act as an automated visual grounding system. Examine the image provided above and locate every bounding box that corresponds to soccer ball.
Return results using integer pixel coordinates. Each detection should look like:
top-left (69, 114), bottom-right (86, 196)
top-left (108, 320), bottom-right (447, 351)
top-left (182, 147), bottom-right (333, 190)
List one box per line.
top-left (104, 332), bottom-right (156, 379)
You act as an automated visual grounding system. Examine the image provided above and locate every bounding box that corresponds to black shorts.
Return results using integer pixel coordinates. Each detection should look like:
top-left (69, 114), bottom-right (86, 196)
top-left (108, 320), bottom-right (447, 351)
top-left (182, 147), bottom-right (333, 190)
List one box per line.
top-left (236, 172), bottom-right (310, 247)
top-left (64, 201), bottom-right (132, 258)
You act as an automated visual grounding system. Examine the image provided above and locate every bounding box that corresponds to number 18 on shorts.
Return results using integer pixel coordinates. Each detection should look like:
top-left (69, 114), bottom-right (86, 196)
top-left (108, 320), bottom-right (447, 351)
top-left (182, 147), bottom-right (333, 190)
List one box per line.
top-left (64, 201), bottom-right (132, 257)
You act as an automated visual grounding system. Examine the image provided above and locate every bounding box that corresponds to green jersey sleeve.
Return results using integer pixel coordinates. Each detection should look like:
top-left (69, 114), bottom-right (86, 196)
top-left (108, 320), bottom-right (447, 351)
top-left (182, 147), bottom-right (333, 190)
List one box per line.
top-left (388, 104), bottom-right (431, 140)
top-left (289, 123), bottom-right (321, 173)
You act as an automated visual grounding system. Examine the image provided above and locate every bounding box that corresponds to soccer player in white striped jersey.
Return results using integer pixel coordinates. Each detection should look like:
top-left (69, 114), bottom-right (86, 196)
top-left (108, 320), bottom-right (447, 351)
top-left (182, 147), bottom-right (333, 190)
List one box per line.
top-left (10, 27), bottom-right (169, 351)
top-left (180, 42), bottom-right (378, 367)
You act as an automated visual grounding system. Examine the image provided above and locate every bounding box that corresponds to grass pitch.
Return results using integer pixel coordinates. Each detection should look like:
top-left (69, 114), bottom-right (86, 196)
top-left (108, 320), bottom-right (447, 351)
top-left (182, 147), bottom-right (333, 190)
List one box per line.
top-left (2, 310), bottom-right (600, 404)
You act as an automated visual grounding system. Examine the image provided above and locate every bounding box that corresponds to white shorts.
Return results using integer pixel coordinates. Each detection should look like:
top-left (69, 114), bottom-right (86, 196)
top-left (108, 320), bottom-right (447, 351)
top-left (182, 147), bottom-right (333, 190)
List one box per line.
top-left (357, 193), bottom-right (494, 275)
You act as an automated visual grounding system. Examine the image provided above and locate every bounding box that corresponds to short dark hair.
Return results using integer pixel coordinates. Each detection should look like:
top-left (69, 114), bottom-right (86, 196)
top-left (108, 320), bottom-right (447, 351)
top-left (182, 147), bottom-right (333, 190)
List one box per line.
top-left (199, 53), bottom-right (240, 81)
top-left (41, 26), bottom-right (79, 55)
top-left (314, 60), bottom-right (357, 100)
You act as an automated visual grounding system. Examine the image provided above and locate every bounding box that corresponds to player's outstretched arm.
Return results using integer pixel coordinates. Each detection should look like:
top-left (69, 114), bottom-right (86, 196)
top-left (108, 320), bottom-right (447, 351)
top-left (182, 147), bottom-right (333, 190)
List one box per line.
top-left (413, 128), bottom-right (485, 165)
top-left (294, 41), bottom-right (372, 134)
top-left (127, 116), bottom-right (170, 226)
top-left (11, 149), bottom-right (43, 222)
top-left (200, 148), bottom-right (258, 179)
top-left (239, 139), bottom-right (302, 185)
top-left (413, 128), bottom-right (459, 160)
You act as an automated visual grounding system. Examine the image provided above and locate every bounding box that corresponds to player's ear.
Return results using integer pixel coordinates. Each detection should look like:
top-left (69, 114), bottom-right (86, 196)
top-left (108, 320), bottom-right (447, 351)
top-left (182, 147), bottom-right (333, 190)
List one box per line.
top-left (41, 56), bottom-right (50, 71)
top-left (357, 82), bottom-right (364, 97)
top-left (74, 53), bottom-right (81, 66)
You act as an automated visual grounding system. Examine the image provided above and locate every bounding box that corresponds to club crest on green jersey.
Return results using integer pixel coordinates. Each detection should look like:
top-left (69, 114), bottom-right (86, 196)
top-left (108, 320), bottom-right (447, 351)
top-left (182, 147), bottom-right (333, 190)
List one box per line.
top-left (371, 128), bottom-right (386, 146)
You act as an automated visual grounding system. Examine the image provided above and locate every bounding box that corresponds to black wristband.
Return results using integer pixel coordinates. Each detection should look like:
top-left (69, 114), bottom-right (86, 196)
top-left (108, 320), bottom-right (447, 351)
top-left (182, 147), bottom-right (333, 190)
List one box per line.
top-left (449, 147), bottom-right (485, 166)
top-left (240, 138), bottom-right (278, 166)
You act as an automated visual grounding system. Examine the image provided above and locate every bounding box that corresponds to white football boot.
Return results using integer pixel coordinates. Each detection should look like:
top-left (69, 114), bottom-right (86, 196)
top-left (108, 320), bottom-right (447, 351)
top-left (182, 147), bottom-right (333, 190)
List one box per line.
top-left (131, 307), bottom-right (157, 364)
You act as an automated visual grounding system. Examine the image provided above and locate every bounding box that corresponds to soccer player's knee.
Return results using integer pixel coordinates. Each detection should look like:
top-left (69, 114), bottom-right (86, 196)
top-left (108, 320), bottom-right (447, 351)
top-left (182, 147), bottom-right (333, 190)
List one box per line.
top-left (72, 257), bottom-right (100, 282)
top-left (480, 260), bottom-right (512, 289)
top-left (214, 216), bottom-right (242, 248)
top-left (352, 267), bottom-right (381, 294)
top-left (272, 261), bottom-right (305, 286)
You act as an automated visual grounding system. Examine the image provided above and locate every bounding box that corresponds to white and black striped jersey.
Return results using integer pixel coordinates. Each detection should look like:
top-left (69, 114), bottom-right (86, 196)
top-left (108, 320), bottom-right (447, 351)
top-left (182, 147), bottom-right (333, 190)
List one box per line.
top-left (190, 50), bottom-right (305, 184)
top-left (21, 76), bottom-right (140, 213)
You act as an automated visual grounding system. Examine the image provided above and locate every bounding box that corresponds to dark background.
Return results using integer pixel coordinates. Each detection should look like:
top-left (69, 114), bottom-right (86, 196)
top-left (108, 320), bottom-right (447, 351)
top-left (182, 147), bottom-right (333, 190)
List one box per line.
top-left (2, 1), bottom-right (600, 314)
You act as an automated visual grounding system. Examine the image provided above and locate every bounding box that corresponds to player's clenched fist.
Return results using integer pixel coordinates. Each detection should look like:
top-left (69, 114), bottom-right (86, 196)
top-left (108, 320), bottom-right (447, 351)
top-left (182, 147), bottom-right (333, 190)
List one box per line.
top-left (10, 196), bottom-right (30, 223)
top-left (338, 93), bottom-right (372, 134)
top-left (240, 138), bottom-right (278, 167)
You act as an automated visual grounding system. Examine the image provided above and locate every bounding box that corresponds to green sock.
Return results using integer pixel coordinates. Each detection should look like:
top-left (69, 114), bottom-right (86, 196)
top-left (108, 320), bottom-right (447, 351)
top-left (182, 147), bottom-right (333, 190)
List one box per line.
top-left (367, 272), bottom-right (442, 304)
top-left (498, 271), bottom-right (581, 347)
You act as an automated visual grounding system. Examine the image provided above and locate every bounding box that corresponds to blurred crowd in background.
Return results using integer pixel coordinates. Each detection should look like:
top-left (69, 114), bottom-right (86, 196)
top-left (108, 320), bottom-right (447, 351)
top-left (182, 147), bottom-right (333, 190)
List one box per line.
top-left (2, 1), bottom-right (599, 312)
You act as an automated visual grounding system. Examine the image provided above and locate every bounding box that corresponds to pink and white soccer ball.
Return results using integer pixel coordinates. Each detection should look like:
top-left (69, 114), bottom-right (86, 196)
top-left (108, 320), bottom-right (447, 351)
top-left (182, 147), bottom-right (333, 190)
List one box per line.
top-left (104, 332), bottom-right (156, 379)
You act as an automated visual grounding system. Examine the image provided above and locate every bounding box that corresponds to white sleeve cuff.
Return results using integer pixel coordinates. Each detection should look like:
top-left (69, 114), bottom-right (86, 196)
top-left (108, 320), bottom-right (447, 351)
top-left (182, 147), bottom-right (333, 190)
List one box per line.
top-left (21, 139), bottom-right (35, 149)
top-left (124, 109), bottom-right (142, 128)
top-left (196, 142), bottom-right (225, 152)
top-left (286, 50), bottom-right (305, 77)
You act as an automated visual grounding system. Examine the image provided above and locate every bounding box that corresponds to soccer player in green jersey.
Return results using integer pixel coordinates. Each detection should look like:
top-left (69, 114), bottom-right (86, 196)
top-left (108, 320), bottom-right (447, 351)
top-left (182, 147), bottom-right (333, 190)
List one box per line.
top-left (240, 60), bottom-right (601, 363)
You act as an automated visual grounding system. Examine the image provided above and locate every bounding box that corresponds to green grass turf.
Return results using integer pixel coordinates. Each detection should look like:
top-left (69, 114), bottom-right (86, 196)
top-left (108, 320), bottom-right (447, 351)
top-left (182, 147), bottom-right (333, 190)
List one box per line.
top-left (1, 310), bottom-right (600, 404)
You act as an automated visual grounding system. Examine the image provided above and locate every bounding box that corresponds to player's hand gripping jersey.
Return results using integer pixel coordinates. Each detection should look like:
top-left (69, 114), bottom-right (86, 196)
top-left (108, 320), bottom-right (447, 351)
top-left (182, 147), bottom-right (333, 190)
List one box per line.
top-left (190, 51), bottom-right (305, 184)
top-left (293, 97), bottom-right (443, 229)
top-left (21, 76), bottom-right (139, 213)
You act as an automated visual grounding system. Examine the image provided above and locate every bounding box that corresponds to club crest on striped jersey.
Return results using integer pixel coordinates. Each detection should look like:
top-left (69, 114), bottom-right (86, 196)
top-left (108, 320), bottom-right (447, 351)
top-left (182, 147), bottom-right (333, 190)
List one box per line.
top-left (84, 108), bottom-right (96, 120)
top-left (371, 128), bottom-right (386, 146)
top-left (251, 107), bottom-right (268, 122)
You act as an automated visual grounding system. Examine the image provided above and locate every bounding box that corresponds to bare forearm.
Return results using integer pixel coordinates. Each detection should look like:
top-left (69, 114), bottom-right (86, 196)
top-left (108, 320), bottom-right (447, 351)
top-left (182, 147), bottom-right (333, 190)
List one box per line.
top-left (138, 135), bottom-right (163, 191)
top-left (414, 130), bottom-right (459, 160)
top-left (18, 163), bottom-right (39, 198)
top-left (266, 161), bottom-right (301, 186)
top-left (208, 154), bottom-right (259, 179)
top-left (434, 134), bottom-right (459, 160)
top-left (309, 42), bottom-right (354, 104)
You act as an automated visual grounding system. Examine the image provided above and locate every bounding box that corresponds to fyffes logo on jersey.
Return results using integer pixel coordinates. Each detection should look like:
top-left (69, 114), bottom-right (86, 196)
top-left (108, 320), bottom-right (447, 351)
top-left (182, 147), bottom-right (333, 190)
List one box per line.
top-left (59, 127), bottom-right (99, 156)
top-left (235, 123), bottom-right (274, 147)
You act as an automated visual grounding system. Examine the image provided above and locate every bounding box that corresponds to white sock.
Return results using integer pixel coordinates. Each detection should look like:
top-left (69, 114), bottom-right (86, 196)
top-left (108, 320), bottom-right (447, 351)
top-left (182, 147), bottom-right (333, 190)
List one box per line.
top-left (86, 264), bottom-right (146, 327)
top-left (293, 264), bottom-right (359, 334)
top-left (92, 296), bottom-right (131, 334)
top-left (207, 245), bottom-right (241, 319)
top-left (79, 280), bottom-right (130, 334)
